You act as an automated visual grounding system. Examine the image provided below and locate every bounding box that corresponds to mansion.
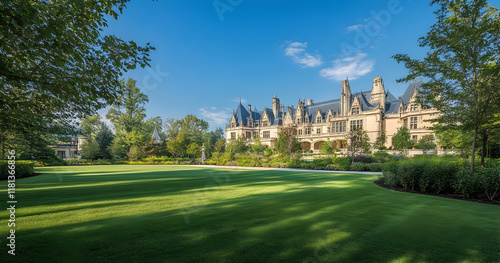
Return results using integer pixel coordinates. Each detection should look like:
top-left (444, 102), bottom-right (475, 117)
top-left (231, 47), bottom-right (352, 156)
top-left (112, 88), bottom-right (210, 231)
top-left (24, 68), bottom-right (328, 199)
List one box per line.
top-left (225, 77), bottom-right (439, 151)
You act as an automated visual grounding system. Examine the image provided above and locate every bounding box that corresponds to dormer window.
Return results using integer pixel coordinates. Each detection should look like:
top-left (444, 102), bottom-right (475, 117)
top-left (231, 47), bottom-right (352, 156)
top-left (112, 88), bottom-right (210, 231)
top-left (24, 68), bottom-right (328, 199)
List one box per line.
top-left (316, 117), bottom-right (322, 123)
top-left (262, 121), bottom-right (268, 127)
top-left (231, 123), bottom-right (236, 128)
top-left (352, 107), bottom-right (360, 115)
top-left (410, 104), bottom-right (419, 111)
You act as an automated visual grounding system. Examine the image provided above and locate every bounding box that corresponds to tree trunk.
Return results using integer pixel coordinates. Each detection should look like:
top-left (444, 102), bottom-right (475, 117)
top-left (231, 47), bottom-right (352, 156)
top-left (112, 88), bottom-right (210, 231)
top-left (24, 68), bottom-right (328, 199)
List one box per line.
top-left (481, 130), bottom-right (487, 167)
top-left (471, 127), bottom-right (477, 173)
top-left (0, 133), bottom-right (4, 160)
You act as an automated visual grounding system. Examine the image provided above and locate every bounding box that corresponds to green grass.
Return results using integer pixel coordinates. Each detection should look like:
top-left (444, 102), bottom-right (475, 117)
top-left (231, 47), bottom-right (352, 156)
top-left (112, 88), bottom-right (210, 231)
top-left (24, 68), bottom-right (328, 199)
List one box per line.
top-left (1, 165), bottom-right (500, 262)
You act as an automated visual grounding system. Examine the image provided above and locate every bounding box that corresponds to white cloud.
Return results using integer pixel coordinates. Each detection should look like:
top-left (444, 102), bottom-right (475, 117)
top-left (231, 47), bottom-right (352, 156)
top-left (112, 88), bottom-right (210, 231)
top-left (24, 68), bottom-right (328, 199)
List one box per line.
top-left (319, 53), bottom-right (375, 81)
top-left (199, 107), bottom-right (231, 127)
top-left (346, 24), bottom-right (363, 32)
top-left (284, 41), bottom-right (322, 68)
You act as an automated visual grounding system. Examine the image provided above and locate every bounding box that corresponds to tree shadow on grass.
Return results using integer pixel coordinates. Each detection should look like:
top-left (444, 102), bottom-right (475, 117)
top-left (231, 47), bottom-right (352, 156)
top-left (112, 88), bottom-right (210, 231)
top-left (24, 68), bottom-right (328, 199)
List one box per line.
top-left (6, 175), bottom-right (500, 263)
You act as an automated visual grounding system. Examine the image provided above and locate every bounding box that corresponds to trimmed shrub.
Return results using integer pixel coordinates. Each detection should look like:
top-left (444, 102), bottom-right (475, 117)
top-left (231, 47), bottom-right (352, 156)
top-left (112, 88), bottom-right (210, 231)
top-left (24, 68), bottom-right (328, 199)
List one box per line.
top-left (0, 160), bottom-right (35, 180)
top-left (453, 170), bottom-right (482, 199)
top-left (367, 163), bottom-right (382, 172)
top-left (350, 162), bottom-right (367, 171)
top-left (478, 167), bottom-right (500, 201)
top-left (333, 157), bottom-right (351, 171)
top-left (235, 155), bottom-right (261, 167)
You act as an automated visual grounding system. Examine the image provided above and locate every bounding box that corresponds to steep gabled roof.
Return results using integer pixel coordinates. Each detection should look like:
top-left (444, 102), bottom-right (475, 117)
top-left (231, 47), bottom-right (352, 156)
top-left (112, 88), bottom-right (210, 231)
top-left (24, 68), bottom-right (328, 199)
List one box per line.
top-left (304, 99), bottom-right (341, 123)
top-left (234, 103), bottom-right (250, 126)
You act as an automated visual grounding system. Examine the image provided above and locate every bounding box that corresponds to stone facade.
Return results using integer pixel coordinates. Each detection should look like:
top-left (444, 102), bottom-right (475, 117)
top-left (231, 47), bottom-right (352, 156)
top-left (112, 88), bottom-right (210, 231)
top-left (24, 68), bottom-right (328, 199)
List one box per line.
top-left (225, 77), bottom-right (439, 151)
top-left (49, 136), bottom-right (88, 159)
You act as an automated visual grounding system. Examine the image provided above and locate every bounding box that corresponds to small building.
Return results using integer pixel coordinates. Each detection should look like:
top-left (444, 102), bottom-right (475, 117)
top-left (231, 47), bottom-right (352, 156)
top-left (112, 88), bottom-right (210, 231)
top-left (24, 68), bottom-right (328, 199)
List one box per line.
top-left (49, 135), bottom-right (87, 159)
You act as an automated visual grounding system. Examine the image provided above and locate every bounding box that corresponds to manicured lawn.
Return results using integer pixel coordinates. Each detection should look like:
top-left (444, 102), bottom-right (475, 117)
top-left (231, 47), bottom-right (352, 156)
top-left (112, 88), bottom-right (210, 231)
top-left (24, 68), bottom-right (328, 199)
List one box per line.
top-left (1, 165), bottom-right (499, 262)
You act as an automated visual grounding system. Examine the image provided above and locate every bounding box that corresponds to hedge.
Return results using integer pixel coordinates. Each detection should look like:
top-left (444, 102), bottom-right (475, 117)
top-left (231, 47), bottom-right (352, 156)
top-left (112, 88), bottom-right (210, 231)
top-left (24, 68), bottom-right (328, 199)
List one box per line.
top-left (380, 159), bottom-right (500, 200)
top-left (0, 160), bottom-right (35, 180)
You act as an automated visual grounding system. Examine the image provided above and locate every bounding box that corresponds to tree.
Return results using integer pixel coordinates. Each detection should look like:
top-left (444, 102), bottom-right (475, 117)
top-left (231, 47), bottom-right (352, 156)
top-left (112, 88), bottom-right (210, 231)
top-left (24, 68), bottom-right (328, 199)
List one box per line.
top-left (251, 137), bottom-right (265, 154)
top-left (167, 132), bottom-right (188, 160)
top-left (186, 143), bottom-right (202, 158)
top-left (95, 124), bottom-right (114, 159)
top-left (374, 132), bottom-right (387, 151)
top-left (392, 127), bottom-right (413, 156)
top-left (214, 138), bottom-right (226, 154)
top-left (80, 115), bottom-right (104, 160)
top-left (345, 128), bottom-right (370, 162)
top-left (393, 0), bottom-right (500, 172)
top-left (0, 1), bottom-right (154, 136)
top-left (275, 128), bottom-right (301, 160)
top-left (81, 139), bottom-right (100, 160)
top-left (109, 135), bottom-right (128, 159)
top-left (416, 134), bottom-right (437, 155)
top-left (107, 78), bottom-right (150, 157)
top-left (436, 128), bottom-right (473, 158)
top-left (321, 141), bottom-right (335, 158)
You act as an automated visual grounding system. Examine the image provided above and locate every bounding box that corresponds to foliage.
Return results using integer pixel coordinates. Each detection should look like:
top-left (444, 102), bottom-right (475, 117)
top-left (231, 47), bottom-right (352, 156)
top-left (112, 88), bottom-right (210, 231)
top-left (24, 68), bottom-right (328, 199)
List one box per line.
top-left (372, 152), bottom-right (393, 163)
top-left (109, 135), bottom-right (128, 159)
top-left (214, 138), bottom-right (226, 154)
top-left (186, 142), bottom-right (202, 158)
top-left (0, 160), bottom-right (35, 179)
top-left (275, 128), bottom-right (301, 158)
top-left (392, 127), bottom-right (413, 156)
top-left (251, 137), bottom-right (265, 154)
top-left (333, 157), bottom-right (352, 171)
top-left (345, 128), bottom-right (370, 161)
top-left (95, 124), bottom-right (114, 159)
top-left (478, 167), bottom-right (500, 201)
top-left (381, 159), bottom-right (460, 193)
top-left (435, 128), bottom-right (473, 158)
top-left (320, 141), bottom-right (335, 157)
top-left (167, 132), bottom-right (188, 159)
top-left (415, 134), bottom-right (437, 154)
top-left (393, 0), bottom-right (500, 172)
top-left (453, 170), bottom-right (482, 199)
top-left (0, 1), bottom-right (154, 137)
top-left (81, 139), bottom-right (100, 160)
top-left (374, 132), bottom-right (387, 150)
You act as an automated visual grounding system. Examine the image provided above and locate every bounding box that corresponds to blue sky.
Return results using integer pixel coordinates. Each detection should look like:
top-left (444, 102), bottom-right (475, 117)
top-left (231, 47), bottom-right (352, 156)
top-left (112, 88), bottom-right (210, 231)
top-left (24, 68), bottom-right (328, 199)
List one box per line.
top-left (101, 0), bottom-right (440, 130)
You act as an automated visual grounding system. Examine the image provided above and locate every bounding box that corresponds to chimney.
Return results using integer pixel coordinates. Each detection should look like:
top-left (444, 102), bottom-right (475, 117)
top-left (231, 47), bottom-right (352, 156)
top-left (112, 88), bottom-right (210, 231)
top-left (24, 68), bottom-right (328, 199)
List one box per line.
top-left (307, 99), bottom-right (313, 106)
top-left (248, 104), bottom-right (252, 113)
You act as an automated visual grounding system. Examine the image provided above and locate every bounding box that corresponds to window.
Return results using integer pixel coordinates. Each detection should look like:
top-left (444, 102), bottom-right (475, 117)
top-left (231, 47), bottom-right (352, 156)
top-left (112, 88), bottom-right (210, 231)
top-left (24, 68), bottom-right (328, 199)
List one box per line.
top-left (332, 121), bottom-right (346, 133)
top-left (317, 128), bottom-right (321, 134)
top-left (350, 120), bottom-right (363, 130)
top-left (263, 131), bottom-right (271, 139)
top-left (297, 118), bottom-right (301, 124)
top-left (411, 104), bottom-right (419, 111)
top-left (246, 132), bottom-right (252, 139)
top-left (410, 117), bottom-right (418, 129)
top-left (57, 151), bottom-right (66, 158)
top-left (253, 131), bottom-right (258, 138)
top-left (316, 116), bottom-right (322, 123)
top-left (352, 107), bottom-right (360, 115)
top-left (412, 135), bottom-right (418, 143)
top-left (305, 128), bottom-right (311, 135)
top-left (327, 127), bottom-right (331, 133)
top-left (230, 132), bottom-right (236, 140)
top-left (298, 129), bottom-right (303, 135)
top-left (231, 123), bottom-right (236, 128)
top-left (262, 121), bottom-right (268, 127)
